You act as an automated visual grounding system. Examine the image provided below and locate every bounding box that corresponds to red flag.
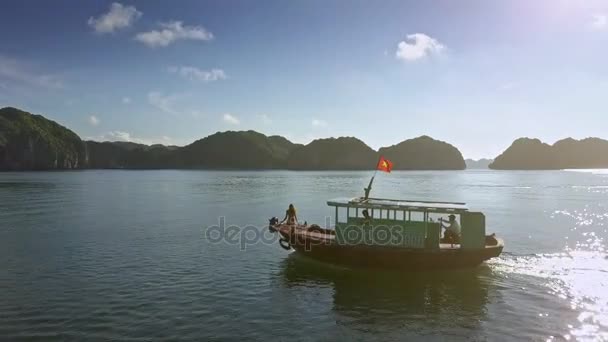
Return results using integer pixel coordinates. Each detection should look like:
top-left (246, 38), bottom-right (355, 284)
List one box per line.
top-left (377, 156), bottom-right (393, 173)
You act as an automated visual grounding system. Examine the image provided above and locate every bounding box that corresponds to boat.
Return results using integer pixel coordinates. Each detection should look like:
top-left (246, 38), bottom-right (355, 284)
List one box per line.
top-left (269, 196), bottom-right (503, 270)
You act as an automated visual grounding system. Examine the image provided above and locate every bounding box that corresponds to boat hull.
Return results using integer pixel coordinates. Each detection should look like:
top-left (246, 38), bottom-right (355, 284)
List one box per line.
top-left (291, 243), bottom-right (503, 270)
top-left (275, 225), bottom-right (503, 271)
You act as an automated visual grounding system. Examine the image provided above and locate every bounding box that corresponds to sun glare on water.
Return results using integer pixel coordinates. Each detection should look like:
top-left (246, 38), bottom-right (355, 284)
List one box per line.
top-left (492, 206), bottom-right (608, 341)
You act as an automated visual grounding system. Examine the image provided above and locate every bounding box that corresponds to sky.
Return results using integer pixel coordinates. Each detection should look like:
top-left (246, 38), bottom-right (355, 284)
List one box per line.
top-left (1, 0), bottom-right (607, 159)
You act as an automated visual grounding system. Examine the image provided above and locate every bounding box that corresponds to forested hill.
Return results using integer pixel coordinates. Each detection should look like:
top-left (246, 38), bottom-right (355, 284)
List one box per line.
top-left (489, 137), bottom-right (608, 170)
top-left (1, 107), bottom-right (468, 171)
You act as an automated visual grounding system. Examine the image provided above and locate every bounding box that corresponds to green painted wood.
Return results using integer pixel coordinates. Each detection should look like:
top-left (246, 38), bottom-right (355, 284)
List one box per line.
top-left (337, 218), bottom-right (433, 248)
top-left (461, 211), bottom-right (486, 249)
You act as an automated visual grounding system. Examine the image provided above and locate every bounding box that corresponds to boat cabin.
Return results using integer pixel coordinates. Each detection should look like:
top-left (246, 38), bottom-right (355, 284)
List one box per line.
top-left (327, 197), bottom-right (487, 250)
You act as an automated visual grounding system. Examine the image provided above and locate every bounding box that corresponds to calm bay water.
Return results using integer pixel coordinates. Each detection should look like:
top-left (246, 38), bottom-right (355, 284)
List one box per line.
top-left (1, 170), bottom-right (607, 341)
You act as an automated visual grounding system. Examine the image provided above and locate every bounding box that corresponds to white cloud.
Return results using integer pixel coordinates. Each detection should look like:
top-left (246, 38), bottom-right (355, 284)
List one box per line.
top-left (89, 131), bottom-right (172, 145)
top-left (88, 2), bottom-right (142, 34)
top-left (312, 119), bottom-right (327, 127)
top-left (147, 91), bottom-right (180, 115)
top-left (122, 97), bottom-right (131, 104)
top-left (223, 113), bottom-right (240, 125)
top-left (0, 55), bottom-right (63, 89)
top-left (135, 21), bottom-right (213, 47)
top-left (258, 114), bottom-right (272, 125)
top-left (396, 33), bottom-right (445, 61)
top-left (88, 115), bottom-right (100, 126)
top-left (591, 14), bottom-right (607, 30)
top-left (105, 130), bottom-right (132, 141)
top-left (168, 66), bottom-right (226, 82)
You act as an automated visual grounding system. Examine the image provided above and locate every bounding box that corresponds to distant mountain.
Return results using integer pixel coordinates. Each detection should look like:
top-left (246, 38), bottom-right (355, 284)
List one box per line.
top-left (176, 130), bottom-right (301, 169)
top-left (552, 138), bottom-right (608, 168)
top-left (0, 107), bottom-right (85, 170)
top-left (490, 138), bottom-right (557, 170)
top-left (1, 107), bottom-right (471, 171)
top-left (490, 137), bottom-right (608, 169)
top-left (465, 158), bottom-right (493, 169)
top-left (84, 141), bottom-right (176, 169)
top-left (86, 131), bottom-right (293, 169)
top-left (287, 137), bottom-right (376, 170)
top-left (378, 136), bottom-right (466, 170)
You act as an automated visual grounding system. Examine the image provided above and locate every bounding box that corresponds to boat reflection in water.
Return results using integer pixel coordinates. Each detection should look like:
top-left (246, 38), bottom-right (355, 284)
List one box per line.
top-left (278, 253), bottom-right (499, 340)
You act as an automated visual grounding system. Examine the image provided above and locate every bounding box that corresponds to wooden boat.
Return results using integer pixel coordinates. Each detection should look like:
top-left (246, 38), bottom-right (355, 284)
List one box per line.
top-left (269, 196), bottom-right (503, 270)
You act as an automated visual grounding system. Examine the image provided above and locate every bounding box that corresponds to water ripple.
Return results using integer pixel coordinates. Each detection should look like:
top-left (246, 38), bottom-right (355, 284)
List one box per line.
top-left (2, 170), bottom-right (608, 340)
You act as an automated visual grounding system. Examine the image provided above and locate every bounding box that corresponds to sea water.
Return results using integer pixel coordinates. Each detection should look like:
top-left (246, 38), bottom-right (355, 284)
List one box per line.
top-left (0, 170), bottom-right (606, 341)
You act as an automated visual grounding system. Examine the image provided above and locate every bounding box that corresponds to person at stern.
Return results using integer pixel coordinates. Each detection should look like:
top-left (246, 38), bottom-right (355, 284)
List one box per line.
top-left (280, 204), bottom-right (298, 225)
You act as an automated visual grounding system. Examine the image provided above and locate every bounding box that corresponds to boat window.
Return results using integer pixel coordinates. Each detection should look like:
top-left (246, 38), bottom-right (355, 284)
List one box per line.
top-left (372, 209), bottom-right (381, 219)
top-left (428, 213), bottom-right (447, 223)
top-left (348, 207), bottom-right (358, 218)
top-left (427, 213), bottom-right (438, 222)
top-left (409, 211), bottom-right (424, 222)
top-left (355, 208), bottom-right (368, 218)
top-left (336, 207), bottom-right (347, 224)
top-left (338, 207), bottom-right (348, 223)
top-left (431, 213), bottom-right (460, 224)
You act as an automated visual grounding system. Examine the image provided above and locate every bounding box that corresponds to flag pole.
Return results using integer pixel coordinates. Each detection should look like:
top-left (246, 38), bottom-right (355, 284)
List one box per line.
top-left (364, 157), bottom-right (381, 200)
